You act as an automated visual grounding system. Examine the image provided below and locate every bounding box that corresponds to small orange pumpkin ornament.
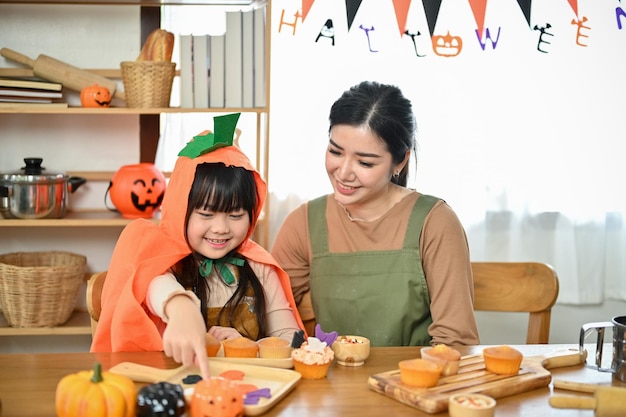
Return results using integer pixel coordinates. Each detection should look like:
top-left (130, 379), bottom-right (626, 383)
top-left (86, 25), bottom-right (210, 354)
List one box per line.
top-left (432, 31), bottom-right (463, 57)
top-left (80, 84), bottom-right (112, 107)
top-left (190, 377), bottom-right (244, 417)
top-left (55, 362), bottom-right (136, 417)
top-left (108, 163), bottom-right (166, 219)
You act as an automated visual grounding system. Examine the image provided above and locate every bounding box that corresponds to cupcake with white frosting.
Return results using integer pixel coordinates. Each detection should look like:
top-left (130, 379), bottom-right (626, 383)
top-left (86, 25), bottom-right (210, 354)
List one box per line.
top-left (291, 337), bottom-right (334, 379)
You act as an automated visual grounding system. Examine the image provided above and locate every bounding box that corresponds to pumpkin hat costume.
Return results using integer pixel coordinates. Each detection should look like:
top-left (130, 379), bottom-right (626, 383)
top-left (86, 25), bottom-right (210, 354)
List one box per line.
top-left (91, 113), bottom-right (304, 352)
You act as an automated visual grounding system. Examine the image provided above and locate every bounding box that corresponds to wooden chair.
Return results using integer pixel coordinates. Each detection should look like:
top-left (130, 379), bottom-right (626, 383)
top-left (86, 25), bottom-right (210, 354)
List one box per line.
top-left (472, 262), bottom-right (559, 344)
top-left (86, 271), bottom-right (107, 336)
top-left (297, 262), bottom-right (559, 344)
top-left (90, 263), bottom-right (559, 344)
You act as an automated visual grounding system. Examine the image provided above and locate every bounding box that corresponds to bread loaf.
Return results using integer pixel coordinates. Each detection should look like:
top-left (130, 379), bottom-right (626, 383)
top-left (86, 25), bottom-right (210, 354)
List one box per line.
top-left (136, 29), bottom-right (174, 62)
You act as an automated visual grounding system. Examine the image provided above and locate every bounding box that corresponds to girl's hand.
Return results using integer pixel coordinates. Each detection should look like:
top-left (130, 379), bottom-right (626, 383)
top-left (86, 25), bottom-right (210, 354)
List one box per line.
top-left (208, 325), bottom-right (243, 341)
top-left (162, 294), bottom-right (211, 380)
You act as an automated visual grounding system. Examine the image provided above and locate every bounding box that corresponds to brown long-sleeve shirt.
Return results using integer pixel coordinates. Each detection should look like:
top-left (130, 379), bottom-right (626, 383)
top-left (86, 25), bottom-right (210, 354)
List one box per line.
top-left (271, 192), bottom-right (480, 346)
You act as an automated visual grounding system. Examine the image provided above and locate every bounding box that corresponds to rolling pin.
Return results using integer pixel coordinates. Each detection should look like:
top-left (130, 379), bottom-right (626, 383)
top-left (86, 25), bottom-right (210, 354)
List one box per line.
top-left (0, 47), bottom-right (125, 100)
top-left (550, 380), bottom-right (626, 417)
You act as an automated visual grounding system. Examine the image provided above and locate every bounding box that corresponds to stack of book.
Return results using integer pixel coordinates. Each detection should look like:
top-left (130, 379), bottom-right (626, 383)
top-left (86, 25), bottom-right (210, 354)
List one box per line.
top-left (0, 78), bottom-right (68, 108)
top-left (179, 7), bottom-right (266, 109)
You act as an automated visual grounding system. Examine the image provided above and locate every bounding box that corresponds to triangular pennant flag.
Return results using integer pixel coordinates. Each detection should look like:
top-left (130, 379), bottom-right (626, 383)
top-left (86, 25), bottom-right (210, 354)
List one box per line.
top-left (567, 0), bottom-right (578, 17)
top-left (301, 0), bottom-right (315, 22)
top-left (516, 0), bottom-right (532, 27)
top-left (468, 0), bottom-right (488, 39)
top-left (392, 0), bottom-right (412, 37)
top-left (422, 0), bottom-right (443, 37)
top-left (345, 0), bottom-right (364, 31)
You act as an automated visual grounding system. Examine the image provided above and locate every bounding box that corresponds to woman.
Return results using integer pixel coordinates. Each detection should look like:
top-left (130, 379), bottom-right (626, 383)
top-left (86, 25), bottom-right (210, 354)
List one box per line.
top-left (271, 81), bottom-right (479, 346)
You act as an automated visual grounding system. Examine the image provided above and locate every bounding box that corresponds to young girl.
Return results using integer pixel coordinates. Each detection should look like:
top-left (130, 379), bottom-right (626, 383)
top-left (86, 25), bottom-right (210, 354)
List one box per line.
top-left (91, 113), bottom-right (304, 379)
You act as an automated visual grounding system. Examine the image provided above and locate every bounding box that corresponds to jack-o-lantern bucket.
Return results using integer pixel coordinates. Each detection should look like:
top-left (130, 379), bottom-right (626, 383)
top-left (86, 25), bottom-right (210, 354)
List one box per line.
top-left (107, 163), bottom-right (166, 219)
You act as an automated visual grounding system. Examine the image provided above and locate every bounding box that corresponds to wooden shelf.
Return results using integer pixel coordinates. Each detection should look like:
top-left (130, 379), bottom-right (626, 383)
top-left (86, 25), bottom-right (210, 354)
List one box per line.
top-left (0, 0), bottom-right (271, 342)
top-left (0, 68), bottom-right (125, 78)
top-left (0, 1), bottom-right (264, 6)
top-left (0, 310), bottom-right (92, 336)
top-left (0, 68), bottom-right (267, 115)
top-left (0, 106), bottom-right (267, 115)
top-left (0, 209), bottom-right (160, 227)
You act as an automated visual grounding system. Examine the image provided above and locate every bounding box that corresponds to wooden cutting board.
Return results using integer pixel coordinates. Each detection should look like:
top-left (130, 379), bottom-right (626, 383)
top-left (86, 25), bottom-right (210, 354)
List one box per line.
top-left (109, 360), bottom-right (301, 416)
top-left (368, 348), bottom-right (582, 414)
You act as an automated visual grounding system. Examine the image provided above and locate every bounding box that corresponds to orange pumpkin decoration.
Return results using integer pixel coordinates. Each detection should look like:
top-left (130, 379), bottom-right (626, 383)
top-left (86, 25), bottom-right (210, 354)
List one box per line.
top-left (108, 163), bottom-right (166, 219)
top-left (190, 377), bottom-right (244, 417)
top-left (432, 31), bottom-right (463, 57)
top-left (80, 84), bottom-right (112, 107)
top-left (55, 362), bottom-right (136, 417)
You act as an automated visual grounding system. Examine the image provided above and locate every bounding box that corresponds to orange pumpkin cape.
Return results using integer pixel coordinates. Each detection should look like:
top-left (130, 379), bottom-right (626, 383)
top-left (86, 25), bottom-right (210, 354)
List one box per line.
top-left (91, 144), bottom-right (304, 352)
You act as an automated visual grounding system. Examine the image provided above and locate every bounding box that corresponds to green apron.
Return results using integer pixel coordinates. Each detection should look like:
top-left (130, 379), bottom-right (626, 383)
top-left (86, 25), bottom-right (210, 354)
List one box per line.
top-left (308, 194), bottom-right (438, 346)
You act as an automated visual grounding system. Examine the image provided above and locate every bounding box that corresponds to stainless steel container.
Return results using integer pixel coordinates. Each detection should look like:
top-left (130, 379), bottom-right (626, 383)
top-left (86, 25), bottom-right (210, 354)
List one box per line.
top-left (0, 158), bottom-right (86, 219)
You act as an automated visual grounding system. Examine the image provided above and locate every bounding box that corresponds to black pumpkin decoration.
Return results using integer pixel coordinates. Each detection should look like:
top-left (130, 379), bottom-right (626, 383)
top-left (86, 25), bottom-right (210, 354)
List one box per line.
top-left (136, 381), bottom-right (186, 417)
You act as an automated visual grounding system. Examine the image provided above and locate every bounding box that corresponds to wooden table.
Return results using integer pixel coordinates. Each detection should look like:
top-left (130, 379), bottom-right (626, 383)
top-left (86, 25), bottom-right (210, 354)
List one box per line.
top-left (0, 344), bottom-right (624, 417)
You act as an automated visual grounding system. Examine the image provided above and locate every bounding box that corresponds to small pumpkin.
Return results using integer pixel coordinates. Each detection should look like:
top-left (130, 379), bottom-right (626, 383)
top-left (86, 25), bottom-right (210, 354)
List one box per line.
top-left (80, 83), bottom-right (112, 107)
top-left (55, 362), bottom-right (136, 417)
top-left (137, 382), bottom-right (186, 417)
top-left (190, 377), bottom-right (244, 417)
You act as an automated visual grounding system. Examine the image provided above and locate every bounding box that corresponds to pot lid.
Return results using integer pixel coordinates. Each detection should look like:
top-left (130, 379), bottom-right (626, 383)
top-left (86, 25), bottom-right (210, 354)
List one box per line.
top-left (0, 158), bottom-right (67, 182)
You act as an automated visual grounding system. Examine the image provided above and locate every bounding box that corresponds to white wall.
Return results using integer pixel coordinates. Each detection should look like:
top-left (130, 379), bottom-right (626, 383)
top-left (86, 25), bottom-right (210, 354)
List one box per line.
top-left (267, 0), bottom-right (626, 345)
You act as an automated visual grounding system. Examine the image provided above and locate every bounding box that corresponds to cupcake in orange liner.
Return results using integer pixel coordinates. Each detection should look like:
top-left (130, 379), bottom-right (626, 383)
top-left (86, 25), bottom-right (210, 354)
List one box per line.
top-left (482, 345), bottom-right (523, 375)
top-left (222, 336), bottom-right (259, 358)
top-left (398, 358), bottom-right (443, 388)
top-left (257, 336), bottom-right (292, 359)
top-left (205, 333), bottom-right (221, 357)
top-left (291, 337), bottom-right (334, 379)
top-left (420, 344), bottom-right (462, 376)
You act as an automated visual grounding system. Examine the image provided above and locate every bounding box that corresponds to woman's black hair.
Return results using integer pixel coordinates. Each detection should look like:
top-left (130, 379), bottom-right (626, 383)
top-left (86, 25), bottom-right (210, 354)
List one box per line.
top-left (328, 80), bottom-right (417, 187)
top-left (175, 162), bottom-right (267, 339)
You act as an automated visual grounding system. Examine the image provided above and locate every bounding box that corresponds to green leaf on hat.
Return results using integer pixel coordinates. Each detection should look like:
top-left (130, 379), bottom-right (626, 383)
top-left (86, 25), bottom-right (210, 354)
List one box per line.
top-left (178, 113), bottom-right (241, 158)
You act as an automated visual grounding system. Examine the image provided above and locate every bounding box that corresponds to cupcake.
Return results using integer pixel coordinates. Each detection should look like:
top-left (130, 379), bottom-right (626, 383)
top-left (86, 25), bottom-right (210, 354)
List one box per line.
top-left (482, 345), bottom-right (523, 375)
top-left (205, 333), bottom-right (222, 357)
top-left (398, 358), bottom-right (442, 388)
top-left (420, 344), bottom-right (462, 376)
top-left (291, 337), bottom-right (334, 379)
top-left (257, 336), bottom-right (292, 359)
top-left (222, 337), bottom-right (259, 358)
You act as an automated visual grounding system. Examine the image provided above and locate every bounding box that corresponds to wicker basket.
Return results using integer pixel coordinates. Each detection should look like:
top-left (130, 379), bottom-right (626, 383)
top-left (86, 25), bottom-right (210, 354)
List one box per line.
top-left (0, 251), bottom-right (86, 328)
top-left (120, 61), bottom-right (175, 108)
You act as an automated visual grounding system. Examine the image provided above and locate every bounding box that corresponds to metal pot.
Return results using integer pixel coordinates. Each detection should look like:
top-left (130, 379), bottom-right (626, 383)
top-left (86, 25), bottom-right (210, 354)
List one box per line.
top-left (0, 157), bottom-right (87, 219)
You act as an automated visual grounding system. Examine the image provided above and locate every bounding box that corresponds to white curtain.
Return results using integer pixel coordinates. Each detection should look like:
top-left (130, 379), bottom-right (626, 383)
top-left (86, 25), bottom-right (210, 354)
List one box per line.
top-left (156, 6), bottom-right (260, 171)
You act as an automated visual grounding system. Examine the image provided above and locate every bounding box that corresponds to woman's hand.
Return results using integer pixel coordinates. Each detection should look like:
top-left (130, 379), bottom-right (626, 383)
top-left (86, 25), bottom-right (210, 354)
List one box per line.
top-left (208, 325), bottom-right (243, 341)
top-left (162, 294), bottom-right (211, 380)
